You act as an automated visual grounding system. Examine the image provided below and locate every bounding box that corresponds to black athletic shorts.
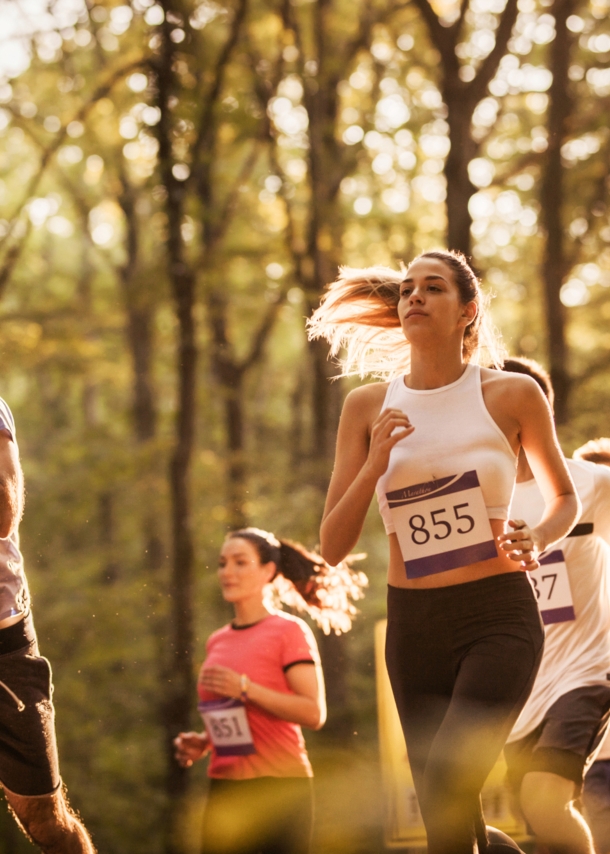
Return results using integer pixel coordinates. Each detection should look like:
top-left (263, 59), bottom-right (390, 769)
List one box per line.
top-left (0, 612), bottom-right (61, 797)
top-left (504, 684), bottom-right (610, 794)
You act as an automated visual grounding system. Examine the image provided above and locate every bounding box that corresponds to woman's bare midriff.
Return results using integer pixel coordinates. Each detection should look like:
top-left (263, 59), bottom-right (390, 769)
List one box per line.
top-left (386, 519), bottom-right (525, 589)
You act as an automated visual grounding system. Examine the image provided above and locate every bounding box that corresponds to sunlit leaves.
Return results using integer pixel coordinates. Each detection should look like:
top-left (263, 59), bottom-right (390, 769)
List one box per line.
top-left (0, 0), bottom-right (609, 843)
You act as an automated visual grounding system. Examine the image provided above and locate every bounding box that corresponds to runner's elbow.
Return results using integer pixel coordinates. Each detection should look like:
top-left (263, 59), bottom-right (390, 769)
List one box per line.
top-left (313, 708), bottom-right (327, 730)
top-left (319, 527), bottom-right (348, 567)
top-left (307, 706), bottom-right (326, 730)
top-left (0, 510), bottom-right (14, 539)
top-left (319, 543), bottom-right (345, 567)
top-left (560, 490), bottom-right (581, 532)
top-left (0, 478), bottom-right (21, 539)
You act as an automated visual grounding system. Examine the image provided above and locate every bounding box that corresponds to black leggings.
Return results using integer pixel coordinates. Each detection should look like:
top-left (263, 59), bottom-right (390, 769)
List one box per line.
top-left (200, 777), bottom-right (313, 854)
top-left (386, 573), bottom-right (544, 854)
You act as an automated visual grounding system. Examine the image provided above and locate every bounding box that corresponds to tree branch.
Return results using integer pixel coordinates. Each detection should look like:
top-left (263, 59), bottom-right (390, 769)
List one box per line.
top-left (468, 0), bottom-right (519, 103)
top-left (343, 1), bottom-right (410, 66)
top-left (456, 0), bottom-right (472, 36)
top-left (239, 288), bottom-right (289, 373)
top-left (0, 221), bottom-right (33, 299)
top-left (205, 137), bottom-right (264, 259)
top-left (0, 56), bottom-right (145, 300)
top-left (489, 151), bottom-right (541, 185)
top-left (410, 0), bottom-right (453, 61)
top-left (191, 0), bottom-right (248, 187)
top-left (565, 142), bottom-right (610, 270)
top-left (0, 55), bottom-right (144, 253)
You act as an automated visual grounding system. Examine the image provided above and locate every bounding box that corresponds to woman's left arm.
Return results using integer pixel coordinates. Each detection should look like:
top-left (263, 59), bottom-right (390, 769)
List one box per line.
top-left (200, 663), bottom-right (327, 730)
top-left (498, 377), bottom-right (580, 565)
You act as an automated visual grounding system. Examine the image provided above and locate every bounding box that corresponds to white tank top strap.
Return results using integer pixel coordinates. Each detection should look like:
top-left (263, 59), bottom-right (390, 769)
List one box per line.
top-left (472, 366), bottom-right (516, 459)
top-left (380, 376), bottom-right (404, 409)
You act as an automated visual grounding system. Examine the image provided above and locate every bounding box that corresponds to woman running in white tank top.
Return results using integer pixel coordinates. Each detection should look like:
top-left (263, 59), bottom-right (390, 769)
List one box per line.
top-left (308, 250), bottom-right (579, 854)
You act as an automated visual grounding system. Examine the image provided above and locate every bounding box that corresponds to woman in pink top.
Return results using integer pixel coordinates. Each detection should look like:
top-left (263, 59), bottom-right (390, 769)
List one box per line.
top-left (174, 527), bottom-right (366, 854)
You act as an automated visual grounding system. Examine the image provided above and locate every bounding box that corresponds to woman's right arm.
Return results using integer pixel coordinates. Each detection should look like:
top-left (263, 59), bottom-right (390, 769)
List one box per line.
top-left (496, 375), bottom-right (580, 565)
top-left (320, 385), bottom-right (413, 565)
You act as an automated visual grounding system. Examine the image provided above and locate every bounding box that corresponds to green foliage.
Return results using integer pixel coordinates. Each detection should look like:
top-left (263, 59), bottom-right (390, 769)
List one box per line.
top-left (0, 0), bottom-right (609, 850)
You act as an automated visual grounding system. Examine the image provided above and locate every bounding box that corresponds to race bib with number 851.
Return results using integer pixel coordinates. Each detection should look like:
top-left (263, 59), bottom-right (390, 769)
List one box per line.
top-left (198, 698), bottom-right (256, 757)
top-left (386, 470), bottom-right (498, 579)
top-left (529, 549), bottom-right (575, 625)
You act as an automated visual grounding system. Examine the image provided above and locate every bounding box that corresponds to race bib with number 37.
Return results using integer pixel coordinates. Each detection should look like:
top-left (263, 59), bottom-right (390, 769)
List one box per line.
top-left (529, 549), bottom-right (575, 625)
top-left (386, 470), bottom-right (497, 579)
top-left (198, 698), bottom-right (256, 757)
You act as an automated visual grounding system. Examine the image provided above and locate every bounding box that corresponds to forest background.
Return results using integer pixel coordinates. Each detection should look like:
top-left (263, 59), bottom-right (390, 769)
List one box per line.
top-left (0, 0), bottom-right (609, 850)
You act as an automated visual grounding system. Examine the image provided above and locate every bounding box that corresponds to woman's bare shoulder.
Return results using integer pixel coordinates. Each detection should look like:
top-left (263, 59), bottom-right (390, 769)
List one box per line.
top-left (341, 381), bottom-right (390, 425)
top-left (480, 367), bottom-right (550, 416)
top-left (344, 381), bottom-right (390, 408)
top-left (480, 367), bottom-right (542, 397)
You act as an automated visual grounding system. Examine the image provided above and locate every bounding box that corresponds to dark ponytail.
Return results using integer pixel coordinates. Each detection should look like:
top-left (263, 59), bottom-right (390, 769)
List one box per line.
top-left (227, 528), bottom-right (368, 635)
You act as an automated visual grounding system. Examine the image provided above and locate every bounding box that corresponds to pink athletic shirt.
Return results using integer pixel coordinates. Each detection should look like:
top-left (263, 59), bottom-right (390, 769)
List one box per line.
top-left (198, 611), bottom-right (320, 779)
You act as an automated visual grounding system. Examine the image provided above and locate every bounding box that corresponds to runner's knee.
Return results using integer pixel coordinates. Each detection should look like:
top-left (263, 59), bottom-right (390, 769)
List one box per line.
top-left (5, 789), bottom-right (75, 846)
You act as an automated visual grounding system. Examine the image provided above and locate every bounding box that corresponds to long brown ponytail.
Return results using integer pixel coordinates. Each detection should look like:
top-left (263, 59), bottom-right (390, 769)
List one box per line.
top-left (226, 528), bottom-right (368, 635)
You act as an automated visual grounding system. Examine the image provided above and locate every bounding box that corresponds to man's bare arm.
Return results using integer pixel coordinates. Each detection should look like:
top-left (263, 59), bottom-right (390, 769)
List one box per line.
top-left (0, 432), bottom-right (23, 539)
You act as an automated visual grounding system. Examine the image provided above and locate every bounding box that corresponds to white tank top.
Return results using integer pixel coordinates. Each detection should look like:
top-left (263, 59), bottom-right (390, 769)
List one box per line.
top-left (376, 364), bottom-right (517, 534)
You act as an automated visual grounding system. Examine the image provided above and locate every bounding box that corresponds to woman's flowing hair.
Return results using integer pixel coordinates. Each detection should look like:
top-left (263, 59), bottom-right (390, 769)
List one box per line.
top-left (226, 528), bottom-right (368, 635)
top-left (307, 251), bottom-right (506, 380)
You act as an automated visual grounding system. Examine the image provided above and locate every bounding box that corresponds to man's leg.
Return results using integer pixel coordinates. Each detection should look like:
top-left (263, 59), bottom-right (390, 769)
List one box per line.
top-left (582, 759), bottom-right (610, 854)
top-left (509, 686), bottom-right (610, 854)
top-left (4, 786), bottom-right (95, 854)
top-left (520, 772), bottom-right (593, 854)
top-left (0, 614), bottom-right (95, 853)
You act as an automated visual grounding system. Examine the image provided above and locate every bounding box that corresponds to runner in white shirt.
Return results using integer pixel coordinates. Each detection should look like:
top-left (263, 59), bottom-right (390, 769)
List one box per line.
top-left (578, 438), bottom-right (610, 854)
top-left (502, 359), bottom-right (610, 854)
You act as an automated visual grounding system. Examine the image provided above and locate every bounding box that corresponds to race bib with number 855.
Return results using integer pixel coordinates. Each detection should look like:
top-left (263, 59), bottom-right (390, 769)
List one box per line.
top-left (198, 698), bottom-right (256, 757)
top-left (386, 470), bottom-right (498, 579)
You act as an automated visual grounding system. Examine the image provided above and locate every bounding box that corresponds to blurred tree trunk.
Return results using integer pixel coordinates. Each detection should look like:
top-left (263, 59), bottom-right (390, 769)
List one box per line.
top-left (98, 492), bottom-right (119, 585)
top-left (296, 2), bottom-right (350, 469)
top-left (288, 0), bottom-right (384, 468)
top-left (206, 288), bottom-right (251, 532)
top-left (540, 0), bottom-right (576, 422)
top-left (151, 0), bottom-right (266, 844)
top-left (206, 285), bottom-right (289, 530)
top-left (74, 202), bottom-right (122, 586)
top-left (74, 206), bottom-right (99, 430)
top-left (286, 0), bottom-right (414, 460)
top-left (190, 0), bottom-right (249, 529)
top-left (153, 8), bottom-right (198, 852)
top-left (290, 365), bottom-right (308, 470)
top-left (286, 0), bottom-right (386, 739)
top-left (117, 176), bottom-right (163, 566)
top-left (189, 0), bottom-right (300, 531)
top-left (411, 0), bottom-right (519, 256)
top-left (118, 178), bottom-right (158, 445)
